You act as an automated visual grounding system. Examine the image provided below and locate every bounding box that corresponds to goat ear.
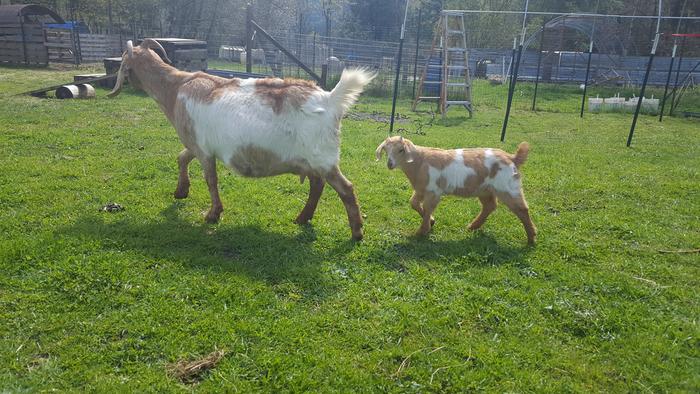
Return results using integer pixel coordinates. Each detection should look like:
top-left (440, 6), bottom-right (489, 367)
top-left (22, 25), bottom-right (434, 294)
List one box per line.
top-left (404, 140), bottom-right (415, 163)
top-left (140, 38), bottom-right (172, 64)
top-left (375, 140), bottom-right (387, 161)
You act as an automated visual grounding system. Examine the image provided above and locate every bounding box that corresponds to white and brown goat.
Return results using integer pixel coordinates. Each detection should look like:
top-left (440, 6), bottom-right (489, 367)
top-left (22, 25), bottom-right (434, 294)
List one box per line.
top-left (375, 136), bottom-right (536, 244)
top-left (108, 39), bottom-right (374, 240)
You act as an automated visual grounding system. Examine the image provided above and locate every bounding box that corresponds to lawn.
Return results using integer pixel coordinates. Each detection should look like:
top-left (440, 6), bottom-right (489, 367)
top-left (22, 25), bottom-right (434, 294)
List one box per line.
top-left (0, 64), bottom-right (698, 392)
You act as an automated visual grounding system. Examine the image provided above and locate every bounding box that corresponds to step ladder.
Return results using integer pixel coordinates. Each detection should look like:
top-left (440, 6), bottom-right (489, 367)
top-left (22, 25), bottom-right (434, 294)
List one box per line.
top-left (412, 11), bottom-right (473, 117)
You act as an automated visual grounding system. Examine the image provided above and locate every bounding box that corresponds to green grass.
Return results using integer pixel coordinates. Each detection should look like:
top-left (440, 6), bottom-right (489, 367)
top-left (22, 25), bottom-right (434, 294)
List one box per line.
top-left (1, 65), bottom-right (698, 392)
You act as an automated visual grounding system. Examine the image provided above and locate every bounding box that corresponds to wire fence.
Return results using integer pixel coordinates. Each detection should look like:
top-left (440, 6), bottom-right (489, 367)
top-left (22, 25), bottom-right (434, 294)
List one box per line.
top-left (46, 9), bottom-right (700, 117)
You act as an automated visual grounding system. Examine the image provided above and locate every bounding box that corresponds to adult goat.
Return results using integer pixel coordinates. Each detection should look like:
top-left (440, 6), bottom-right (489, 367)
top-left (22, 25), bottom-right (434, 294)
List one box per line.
top-left (108, 39), bottom-right (374, 240)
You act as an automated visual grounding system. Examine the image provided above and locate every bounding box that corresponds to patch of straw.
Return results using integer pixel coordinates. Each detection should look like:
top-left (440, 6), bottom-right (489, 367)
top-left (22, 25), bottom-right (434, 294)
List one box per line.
top-left (168, 349), bottom-right (225, 384)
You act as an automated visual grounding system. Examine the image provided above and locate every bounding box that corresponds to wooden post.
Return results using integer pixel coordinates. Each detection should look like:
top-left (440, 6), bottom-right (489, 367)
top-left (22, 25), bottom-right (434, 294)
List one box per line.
top-left (19, 16), bottom-right (28, 65)
top-left (320, 64), bottom-right (328, 89)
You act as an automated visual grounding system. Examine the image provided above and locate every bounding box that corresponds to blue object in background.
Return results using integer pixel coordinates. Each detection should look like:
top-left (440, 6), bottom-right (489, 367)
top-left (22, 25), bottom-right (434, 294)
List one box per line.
top-left (45, 21), bottom-right (89, 34)
top-left (424, 53), bottom-right (442, 97)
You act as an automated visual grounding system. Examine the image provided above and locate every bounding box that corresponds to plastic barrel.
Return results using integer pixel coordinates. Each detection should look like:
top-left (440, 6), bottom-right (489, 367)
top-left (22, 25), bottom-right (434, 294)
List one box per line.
top-left (55, 85), bottom-right (80, 99)
top-left (76, 84), bottom-right (95, 99)
top-left (55, 84), bottom-right (95, 99)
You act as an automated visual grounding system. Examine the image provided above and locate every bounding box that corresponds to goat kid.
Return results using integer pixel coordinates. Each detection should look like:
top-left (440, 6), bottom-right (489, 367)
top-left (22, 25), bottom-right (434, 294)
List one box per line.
top-left (375, 136), bottom-right (536, 244)
top-left (108, 39), bottom-right (374, 240)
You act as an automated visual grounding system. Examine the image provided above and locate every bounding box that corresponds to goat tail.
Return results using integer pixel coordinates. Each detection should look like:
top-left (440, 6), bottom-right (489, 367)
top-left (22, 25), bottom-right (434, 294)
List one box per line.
top-left (329, 68), bottom-right (376, 114)
top-left (512, 142), bottom-right (530, 168)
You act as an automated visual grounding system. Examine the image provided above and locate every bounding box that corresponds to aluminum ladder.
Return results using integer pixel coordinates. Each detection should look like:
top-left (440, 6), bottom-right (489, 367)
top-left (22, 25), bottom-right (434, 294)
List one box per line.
top-left (412, 11), bottom-right (473, 117)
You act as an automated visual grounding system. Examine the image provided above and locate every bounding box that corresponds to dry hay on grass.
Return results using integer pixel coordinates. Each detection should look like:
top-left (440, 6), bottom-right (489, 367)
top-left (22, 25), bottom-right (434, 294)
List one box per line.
top-left (167, 349), bottom-right (225, 384)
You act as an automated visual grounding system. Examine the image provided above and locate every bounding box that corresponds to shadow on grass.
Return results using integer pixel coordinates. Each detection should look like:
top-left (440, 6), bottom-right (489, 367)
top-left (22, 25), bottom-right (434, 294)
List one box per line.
top-left (369, 231), bottom-right (532, 272)
top-left (60, 203), bottom-right (332, 295)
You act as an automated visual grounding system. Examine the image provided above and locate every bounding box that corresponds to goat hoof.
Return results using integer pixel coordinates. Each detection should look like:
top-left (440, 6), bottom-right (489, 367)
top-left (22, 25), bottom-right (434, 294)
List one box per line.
top-left (430, 217), bottom-right (436, 227)
top-left (351, 232), bottom-right (363, 241)
top-left (204, 211), bottom-right (221, 224)
top-left (174, 190), bottom-right (189, 199)
top-left (415, 229), bottom-right (430, 237)
top-left (294, 215), bottom-right (312, 225)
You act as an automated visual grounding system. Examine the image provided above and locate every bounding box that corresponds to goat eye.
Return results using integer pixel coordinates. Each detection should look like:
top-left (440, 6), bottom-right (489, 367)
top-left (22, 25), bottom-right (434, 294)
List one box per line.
top-left (398, 148), bottom-right (405, 153)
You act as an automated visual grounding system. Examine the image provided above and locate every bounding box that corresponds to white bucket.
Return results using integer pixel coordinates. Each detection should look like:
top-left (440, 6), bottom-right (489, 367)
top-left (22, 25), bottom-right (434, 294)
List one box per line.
top-left (588, 96), bottom-right (603, 112)
top-left (624, 97), bottom-right (640, 113)
top-left (641, 97), bottom-right (659, 114)
top-left (603, 95), bottom-right (625, 112)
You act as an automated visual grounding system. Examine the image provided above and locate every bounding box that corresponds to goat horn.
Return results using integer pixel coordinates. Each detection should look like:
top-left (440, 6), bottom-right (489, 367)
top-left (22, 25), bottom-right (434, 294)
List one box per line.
top-left (375, 140), bottom-right (387, 161)
top-left (140, 38), bottom-right (172, 64)
top-left (107, 61), bottom-right (125, 98)
top-left (126, 40), bottom-right (133, 57)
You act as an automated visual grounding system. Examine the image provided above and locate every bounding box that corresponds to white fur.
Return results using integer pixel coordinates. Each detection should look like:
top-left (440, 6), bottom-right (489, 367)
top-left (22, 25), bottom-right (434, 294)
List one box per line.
top-left (427, 149), bottom-right (476, 195)
top-left (483, 149), bottom-right (521, 196)
top-left (179, 69), bottom-right (374, 175)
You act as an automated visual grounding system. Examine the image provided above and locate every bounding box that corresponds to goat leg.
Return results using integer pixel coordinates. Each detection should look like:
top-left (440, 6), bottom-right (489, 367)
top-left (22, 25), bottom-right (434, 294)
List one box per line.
top-left (174, 148), bottom-right (195, 199)
top-left (416, 193), bottom-right (440, 236)
top-left (201, 156), bottom-right (224, 223)
top-left (325, 167), bottom-right (363, 240)
top-left (295, 175), bottom-right (325, 224)
top-left (469, 194), bottom-right (497, 231)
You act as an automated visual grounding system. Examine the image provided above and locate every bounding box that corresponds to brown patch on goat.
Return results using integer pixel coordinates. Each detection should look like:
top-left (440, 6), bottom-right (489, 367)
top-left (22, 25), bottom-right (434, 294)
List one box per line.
top-left (489, 162), bottom-right (500, 178)
top-left (255, 78), bottom-right (319, 114)
top-left (229, 145), bottom-right (313, 178)
top-left (181, 73), bottom-right (240, 103)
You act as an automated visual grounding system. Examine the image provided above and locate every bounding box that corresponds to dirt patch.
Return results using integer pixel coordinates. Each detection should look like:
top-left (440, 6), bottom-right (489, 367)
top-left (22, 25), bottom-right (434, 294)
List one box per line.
top-left (346, 111), bottom-right (410, 123)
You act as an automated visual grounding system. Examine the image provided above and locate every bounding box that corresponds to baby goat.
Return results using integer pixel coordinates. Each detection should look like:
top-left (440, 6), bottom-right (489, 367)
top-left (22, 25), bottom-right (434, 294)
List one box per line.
top-left (375, 136), bottom-right (536, 244)
top-left (108, 40), bottom-right (374, 240)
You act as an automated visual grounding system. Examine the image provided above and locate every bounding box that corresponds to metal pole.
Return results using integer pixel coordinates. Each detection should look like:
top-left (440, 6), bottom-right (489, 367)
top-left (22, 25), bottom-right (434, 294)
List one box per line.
top-left (659, 44), bottom-right (676, 121)
top-left (412, 7), bottom-right (423, 99)
top-left (669, 11), bottom-right (688, 117)
top-left (507, 37), bottom-right (517, 91)
top-left (669, 36), bottom-right (685, 116)
top-left (627, 33), bottom-right (659, 147)
top-left (580, 40), bottom-right (593, 118)
top-left (671, 60), bottom-right (700, 112)
top-left (501, 41), bottom-right (523, 142)
top-left (250, 21), bottom-right (323, 83)
top-left (246, 4), bottom-right (253, 73)
top-left (501, 0), bottom-right (529, 142)
top-left (531, 18), bottom-right (547, 111)
top-left (627, 1), bottom-right (662, 146)
top-left (390, 0), bottom-right (410, 135)
top-left (579, 3), bottom-right (599, 118)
